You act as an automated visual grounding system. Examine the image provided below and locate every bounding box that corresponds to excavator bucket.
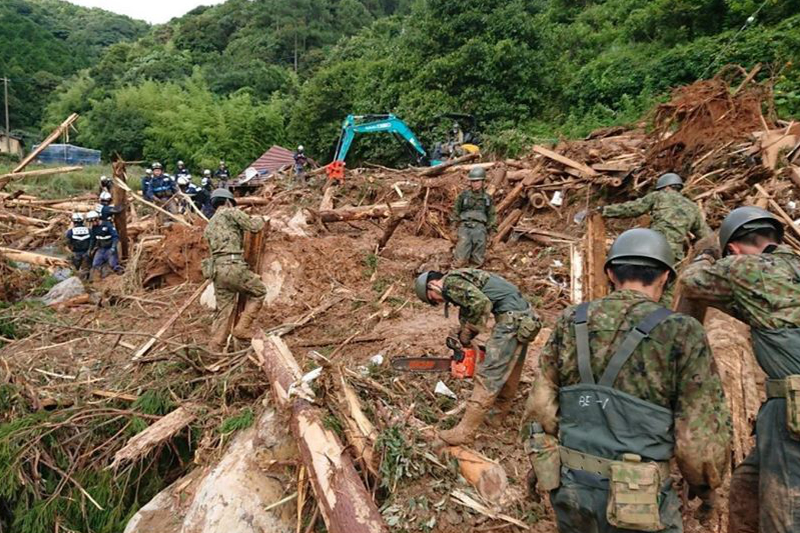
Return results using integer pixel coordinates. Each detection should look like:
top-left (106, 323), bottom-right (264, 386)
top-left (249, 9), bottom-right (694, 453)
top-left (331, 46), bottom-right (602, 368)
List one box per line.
top-left (326, 161), bottom-right (346, 182)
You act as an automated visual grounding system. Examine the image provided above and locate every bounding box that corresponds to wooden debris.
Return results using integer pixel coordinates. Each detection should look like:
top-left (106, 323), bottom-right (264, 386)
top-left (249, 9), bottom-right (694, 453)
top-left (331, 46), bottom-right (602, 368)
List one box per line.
top-left (492, 208), bottom-right (522, 246)
top-left (131, 281), bottom-right (210, 360)
top-left (532, 145), bottom-right (598, 178)
top-left (253, 334), bottom-right (388, 533)
top-left (584, 213), bottom-right (608, 300)
top-left (418, 153), bottom-right (480, 177)
top-left (0, 247), bottom-right (69, 268)
top-left (0, 165), bottom-right (83, 189)
top-left (444, 447), bottom-right (509, 504)
top-left (9, 113), bottom-right (79, 176)
top-left (0, 211), bottom-right (50, 227)
top-left (109, 404), bottom-right (199, 470)
top-left (495, 162), bottom-right (544, 215)
top-left (314, 201), bottom-right (408, 223)
top-left (337, 373), bottom-right (379, 476)
top-left (113, 177), bottom-right (191, 227)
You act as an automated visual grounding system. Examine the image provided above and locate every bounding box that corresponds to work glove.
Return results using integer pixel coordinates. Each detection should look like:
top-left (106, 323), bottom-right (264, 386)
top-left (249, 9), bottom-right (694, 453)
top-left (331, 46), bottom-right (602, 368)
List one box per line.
top-left (693, 233), bottom-right (721, 261)
top-left (458, 327), bottom-right (476, 347)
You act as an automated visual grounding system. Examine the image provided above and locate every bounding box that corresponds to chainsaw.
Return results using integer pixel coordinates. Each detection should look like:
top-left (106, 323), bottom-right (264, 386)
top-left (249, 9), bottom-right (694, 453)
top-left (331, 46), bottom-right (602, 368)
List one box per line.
top-left (391, 336), bottom-right (485, 378)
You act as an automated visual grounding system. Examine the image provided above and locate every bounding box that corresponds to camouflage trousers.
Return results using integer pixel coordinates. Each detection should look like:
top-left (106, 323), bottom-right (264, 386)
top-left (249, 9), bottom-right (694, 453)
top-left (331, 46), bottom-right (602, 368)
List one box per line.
top-left (729, 399), bottom-right (800, 533)
top-left (211, 259), bottom-right (267, 331)
top-left (454, 222), bottom-right (487, 267)
top-left (550, 470), bottom-right (682, 533)
top-left (476, 313), bottom-right (529, 395)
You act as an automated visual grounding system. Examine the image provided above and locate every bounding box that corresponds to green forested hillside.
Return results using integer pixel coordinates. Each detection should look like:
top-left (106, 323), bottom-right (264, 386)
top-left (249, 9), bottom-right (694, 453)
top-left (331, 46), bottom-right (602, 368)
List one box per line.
top-left (0, 0), bottom-right (148, 136)
top-left (31, 0), bottom-right (800, 170)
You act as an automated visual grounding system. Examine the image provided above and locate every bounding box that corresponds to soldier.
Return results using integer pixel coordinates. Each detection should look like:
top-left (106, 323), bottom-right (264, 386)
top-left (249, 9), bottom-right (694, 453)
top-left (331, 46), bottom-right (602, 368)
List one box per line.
top-left (65, 213), bottom-right (93, 278)
top-left (601, 173), bottom-right (710, 304)
top-left (452, 167), bottom-right (496, 267)
top-left (414, 268), bottom-right (541, 444)
top-left (524, 228), bottom-right (731, 533)
top-left (680, 206), bottom-right (800, 533)
top-left (203, 189), bottom-right (267, 352)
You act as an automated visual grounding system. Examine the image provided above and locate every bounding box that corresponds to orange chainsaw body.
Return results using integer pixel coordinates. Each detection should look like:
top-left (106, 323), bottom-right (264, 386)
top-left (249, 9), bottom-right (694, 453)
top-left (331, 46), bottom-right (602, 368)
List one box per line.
top-left (451, 346), bottom-right (485, 379)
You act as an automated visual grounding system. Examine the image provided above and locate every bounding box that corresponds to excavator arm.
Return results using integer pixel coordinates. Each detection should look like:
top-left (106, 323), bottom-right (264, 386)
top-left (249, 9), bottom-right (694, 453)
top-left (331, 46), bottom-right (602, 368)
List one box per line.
top-left (326, 114), bottom-right (439, 181)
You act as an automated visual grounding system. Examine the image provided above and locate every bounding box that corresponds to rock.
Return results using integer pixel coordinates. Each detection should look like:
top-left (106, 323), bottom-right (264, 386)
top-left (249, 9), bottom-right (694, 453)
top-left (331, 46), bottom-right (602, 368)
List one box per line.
top-left (39, 277), bottom-right (85, 306)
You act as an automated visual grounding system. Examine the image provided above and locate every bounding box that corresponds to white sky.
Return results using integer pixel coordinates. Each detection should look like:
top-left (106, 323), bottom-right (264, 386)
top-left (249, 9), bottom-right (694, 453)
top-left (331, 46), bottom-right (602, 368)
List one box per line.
top-left (66, 0), bottom-right (225, 24)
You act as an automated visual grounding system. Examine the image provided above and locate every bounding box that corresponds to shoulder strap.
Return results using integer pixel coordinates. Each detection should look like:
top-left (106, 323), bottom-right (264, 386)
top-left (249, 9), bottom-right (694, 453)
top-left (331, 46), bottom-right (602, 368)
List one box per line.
top-left (574, 302), bottom-right (594, 384)
top-left (598, 307), bottom-right (674, 387)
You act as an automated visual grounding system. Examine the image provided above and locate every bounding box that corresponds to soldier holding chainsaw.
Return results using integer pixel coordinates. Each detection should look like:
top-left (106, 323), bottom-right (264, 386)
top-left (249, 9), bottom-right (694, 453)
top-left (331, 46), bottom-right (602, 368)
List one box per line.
top-left (523, 228), bottom-right (731, 533)
top-left (415, 268), bottom-right (542, 445)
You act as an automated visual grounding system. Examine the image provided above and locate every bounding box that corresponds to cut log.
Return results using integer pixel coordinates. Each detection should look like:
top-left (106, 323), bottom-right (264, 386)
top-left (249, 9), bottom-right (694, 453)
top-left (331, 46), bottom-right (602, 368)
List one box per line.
top-left (337, 373), bottom-right (379, 477)
top-left (0, 166), bottom-right (83, 189)
top-left (112, 161), bottom-right (130, 259)
top-left (253, 334), bottom-right (388, 533)
top-left (0, 247), bottom-right (69, 268)
top-left (584, 213), bottom-right (608, 301)
top-left (418, 153), bottom-right (479, 177)
top-left (131, 281), bottom-right (210, 360)
top-left (9, 113), bottom-right (79, 176)
top-left (486, 167), bottom-right (506, 196)
top-left (315, 201), bottom-right (408, 223)
top-left (591, 162), bottom-right (634, 173)
top-left (236, 196), bottom-right (272, 206)
top-left (319, 186), bottom-right (336, 211)
top-left (495, 163), bottom-right (545, 215)
top-left (110, 404), bottom-right (199, 470)
top-left (492, 208), bottom-right (522, 246)
top-left (444, 446), bottom-right (508, 502)
top-left (0, 211), bottom-right (49, 227)
top-left (507, 169), bottom-right (534, 182)
top-left (532, 145), bottom-right (598, 178)
top-left (528, 191), bottom-right (548, 210)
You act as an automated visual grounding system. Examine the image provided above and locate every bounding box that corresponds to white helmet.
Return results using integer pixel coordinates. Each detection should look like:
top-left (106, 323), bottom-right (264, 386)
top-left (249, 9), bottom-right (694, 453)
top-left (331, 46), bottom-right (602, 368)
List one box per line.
top-left (177, 176), bottom-right (189, 186)
top-left (99, 191), bottom-right (112, 202)
top-left (71, 212), bottom-right (84, 223)
top-left (100, 175), bottom-right (110, 183)
top-left (146, 169), bottom-right (153, 176)
top-left (203, 169), bottom-right (212, 176)
top-left (177, 160), bottom-right (185, 166)
top-left (85, 210), bottom-right (99, 221)
top-left (298, 145), bottom-right (304, 152)
top-left (219, 160), bottom-right (226, 166)
top-left (201, 177), bottom-right (210, 187)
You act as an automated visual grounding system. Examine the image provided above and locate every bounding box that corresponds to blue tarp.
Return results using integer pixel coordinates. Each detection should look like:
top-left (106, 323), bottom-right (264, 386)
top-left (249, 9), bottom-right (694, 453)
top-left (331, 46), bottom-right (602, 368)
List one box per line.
top-left (33, 144), bottom-right (101, 165)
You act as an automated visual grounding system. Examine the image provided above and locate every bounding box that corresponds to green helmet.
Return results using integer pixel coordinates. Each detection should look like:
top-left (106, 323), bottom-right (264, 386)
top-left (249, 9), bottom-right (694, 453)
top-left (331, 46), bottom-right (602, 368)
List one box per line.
top-left (414, 271), bottom-right (444, 305)
top-left (604, 228), bottom-right (676, 278)
top-left (210, 188), bottom-right (236, 206)
top-left (719, 206), bottom-right (783, 256)
top-left (468, 167), bottom-right (486, 181)
top-left (655, 172), bottom-right (683, 190)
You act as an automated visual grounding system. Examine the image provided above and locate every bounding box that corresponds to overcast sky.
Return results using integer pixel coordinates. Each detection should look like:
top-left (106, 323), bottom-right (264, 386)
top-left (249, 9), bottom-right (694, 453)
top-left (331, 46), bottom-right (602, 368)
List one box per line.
top-left (66, 0), bottom-right (225, 24)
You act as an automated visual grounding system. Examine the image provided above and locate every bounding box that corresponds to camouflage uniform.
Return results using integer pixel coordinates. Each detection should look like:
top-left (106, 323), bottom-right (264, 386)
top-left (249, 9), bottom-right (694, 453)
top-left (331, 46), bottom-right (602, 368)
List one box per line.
top-left (525, 289), bottom-right (731, 533)
top-left (681, 244), bottom-right (800, 533)
top-left (603, 190), bottom-right (711, 306)
top-left (442, 269), bottom-right (541, 395)
top-left (203, 206), bottom-right (266, 347)
top-left (452, 190), bottom-right (497, 267)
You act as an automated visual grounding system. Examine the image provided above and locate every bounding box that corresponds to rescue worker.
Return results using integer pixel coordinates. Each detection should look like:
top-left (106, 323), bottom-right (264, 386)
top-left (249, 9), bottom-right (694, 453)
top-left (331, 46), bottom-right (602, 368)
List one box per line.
top-left (175, 160), bottom-right (190, 177)
top-left (601, 173), bottom-right (710, 305)
top-left (65, 212), bottom-right (93, 278)
top-left (680, 207), bottom-right (800, 533)
top-left (215, 160), bottom-right (230, 188)
top-left (414, 268), bottom-right (542, 444)
top-left (149, 163), bottom-right (178, 212)
top-left (141, 168), bottom-right (153, 197)
top-left (87, 210), bottom-right (123, 278)
top-left (452, 167), bottom-right (496, 267)
top-left (96, 191), bottom-right (122, 224)
top-left (203, 189), bottom-right (267, 352)
top-left (524, 228), bottom-right (731, 533)
top-left (198, 172), bottom-right (214, 218)
top-left (176, 176), bottom-right (201, 215)
top-left (99, 175), bottom-right (112, 194)
top-left (294, 145), bottom-right (308, 184)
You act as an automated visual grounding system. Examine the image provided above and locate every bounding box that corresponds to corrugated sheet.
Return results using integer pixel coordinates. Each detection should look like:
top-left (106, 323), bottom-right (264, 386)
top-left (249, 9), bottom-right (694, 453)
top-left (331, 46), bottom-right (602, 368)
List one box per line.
top-left (232, 145), bottom-right (316, 187)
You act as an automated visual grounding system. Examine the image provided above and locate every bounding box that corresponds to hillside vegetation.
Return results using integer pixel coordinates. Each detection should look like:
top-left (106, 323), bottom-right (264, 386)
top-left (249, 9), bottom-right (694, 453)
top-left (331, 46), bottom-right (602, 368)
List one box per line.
top-left (22, 0), bottom-right (800, 169)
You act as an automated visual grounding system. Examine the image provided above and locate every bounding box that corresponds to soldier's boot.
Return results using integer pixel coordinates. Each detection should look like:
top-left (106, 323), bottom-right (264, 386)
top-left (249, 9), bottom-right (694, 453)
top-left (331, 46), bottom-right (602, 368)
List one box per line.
top-left (486, 358), bottom-right (524, 428)
top-left (438, 382), bottom-right (496, 446)
top-left (209, 320), bottom-right (229, 353)
top-left (232, 298), bottom-right (263, 339)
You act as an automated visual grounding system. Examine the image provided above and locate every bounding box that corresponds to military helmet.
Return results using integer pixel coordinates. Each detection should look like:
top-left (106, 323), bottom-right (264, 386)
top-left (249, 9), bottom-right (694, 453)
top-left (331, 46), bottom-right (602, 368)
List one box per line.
top-left (719, 206), bottom-right (783, 256)
top-left (605, 228), bottom-right (676, 278)
top-left (71, 212), bottom-right (84, 223)
top-left (99, 191), bottom-right (112, 202)
top-left (414, 271), bottom-right (444, 305)
top-left (152, 162), bottom-right (162, 170)
top-left (210, 188), bottom-right (236, 206)
top-left (655, 172), bottom-right (683, 190)
top-left (468, 167), bottom-right (487, 181)
top-left (85, 210), bottom-right (99, 221)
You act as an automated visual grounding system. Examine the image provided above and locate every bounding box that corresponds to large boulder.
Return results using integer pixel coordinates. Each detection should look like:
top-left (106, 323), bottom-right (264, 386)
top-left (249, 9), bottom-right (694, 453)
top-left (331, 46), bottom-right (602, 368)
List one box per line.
top-left (39, 276), bottom-right (85, 306)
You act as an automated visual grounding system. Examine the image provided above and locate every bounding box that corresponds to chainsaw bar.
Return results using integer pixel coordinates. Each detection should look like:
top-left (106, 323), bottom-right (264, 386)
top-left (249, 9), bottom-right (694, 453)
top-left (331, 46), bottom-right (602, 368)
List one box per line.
top-left (391, 357), bottom-right (451, 373)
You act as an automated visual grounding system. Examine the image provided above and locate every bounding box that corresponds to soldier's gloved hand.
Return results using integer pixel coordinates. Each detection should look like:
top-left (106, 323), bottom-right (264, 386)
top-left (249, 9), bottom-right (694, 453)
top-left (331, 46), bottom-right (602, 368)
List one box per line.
top-left (690, 486), bottom-right (720, 527)
top-left (693, 233), bottom-right (721, 260)
top-left (458, 327), bottom-right (475, 347)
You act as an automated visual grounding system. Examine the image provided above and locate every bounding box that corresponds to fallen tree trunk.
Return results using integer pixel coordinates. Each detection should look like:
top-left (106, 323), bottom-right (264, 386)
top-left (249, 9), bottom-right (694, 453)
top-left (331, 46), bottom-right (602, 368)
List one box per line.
top-left (0, 165), bottom-right (83, 189)
top-left (495, 162), bottom-right (545, 214)
top-left (0, 247), bottom-right (69, 268)
top-left (418, 153), bottom-right (479, 177)
top-left (315, 201), bottom-right (408, 223)
top-left (235, 196), bottom-right (272, 206)
top-left (253, 333), bottom-right (388, 533)
top-left (532, 145), bottom-right (598, 178)
top-left (0, 211), bottom-right (49, 227)
top-left (492, 208), bottom-right (522, 246)
top-left (110, 404), bottom-right (199, 470)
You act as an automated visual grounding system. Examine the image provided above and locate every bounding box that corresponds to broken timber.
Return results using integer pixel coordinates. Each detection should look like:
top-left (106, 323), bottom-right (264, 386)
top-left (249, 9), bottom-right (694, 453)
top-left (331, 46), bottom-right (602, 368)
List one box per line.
top-left (10, 113), bottom-right (80, 176)
top-left (532, 145), bottom-right (598, 178)
top-left (112, 161), bottom-right (130, 259)
top-left (253, 333), bottom-right (389, 533)
top-left (417, 153), bottom-right (479, 177)
top-left (113, 177), bottom-right (191, 227)
top-left (584, 213), bottom-right (608, 300)
top-left (314, 201), bottom-right (408, 223)
top-left (0, 247), bottom-right (69, 268)
top-left (0, 165), bottom-right (83, 189)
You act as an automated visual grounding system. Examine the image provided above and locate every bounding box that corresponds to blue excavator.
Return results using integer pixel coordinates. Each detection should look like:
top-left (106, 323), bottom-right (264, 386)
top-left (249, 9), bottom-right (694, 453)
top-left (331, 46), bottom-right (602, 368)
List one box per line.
top-left (325, 114), bottom-right (479, 181)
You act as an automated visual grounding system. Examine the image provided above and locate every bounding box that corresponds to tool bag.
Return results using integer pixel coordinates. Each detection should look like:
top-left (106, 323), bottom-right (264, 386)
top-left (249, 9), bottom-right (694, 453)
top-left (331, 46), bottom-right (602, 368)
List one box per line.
top-left (607, 454), bottom-right (665, 531)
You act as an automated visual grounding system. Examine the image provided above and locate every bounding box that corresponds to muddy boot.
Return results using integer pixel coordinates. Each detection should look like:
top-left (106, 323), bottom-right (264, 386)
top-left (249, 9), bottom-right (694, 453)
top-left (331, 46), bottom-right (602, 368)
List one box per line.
top-left (209, 320), bottom-right (229, 353)
top-left (486, 358), bottom-right (524, 428)
top-left (438, 382), bottom-right (496, 446)
top-left (232, 298), bottom-right (263, 339)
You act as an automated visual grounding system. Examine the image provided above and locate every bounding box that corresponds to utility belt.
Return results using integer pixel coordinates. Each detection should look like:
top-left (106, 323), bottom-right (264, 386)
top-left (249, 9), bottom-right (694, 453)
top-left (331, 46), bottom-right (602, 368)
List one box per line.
top-left (202, 253), bottom-right (244, 279)
top-left (496, 309), bottom-right (540, 343)
top-left (459, 220), bottom-right (486, 229)
top-left (765, 376), bottom-right (800, 440)
top-left (559, 446), bottom-right (670, 481)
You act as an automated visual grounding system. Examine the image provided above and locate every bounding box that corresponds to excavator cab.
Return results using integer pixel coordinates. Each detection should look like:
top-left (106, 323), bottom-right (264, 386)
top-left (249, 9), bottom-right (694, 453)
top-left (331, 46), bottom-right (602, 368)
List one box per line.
top-left (430, 113), bottom-right (481, 162)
